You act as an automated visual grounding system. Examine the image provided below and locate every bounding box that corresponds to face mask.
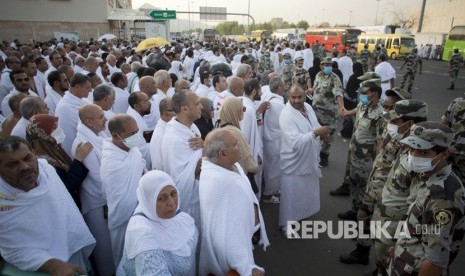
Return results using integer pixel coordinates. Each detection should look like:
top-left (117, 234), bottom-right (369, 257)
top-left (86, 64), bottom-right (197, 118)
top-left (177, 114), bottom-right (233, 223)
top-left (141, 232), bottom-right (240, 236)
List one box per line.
top-left (407, 152), bottom-right (438, 173)
top-left (122, 133), bottom-right (141, 149)
top-left (283, 60), bottom-right (291, 66)
top-left (359, 94), bottom-right (369, 105)
top-left (387, 123), bottom-right (403, 141)
top-left (323, 66), bottom-right (332, 75)
top-left (51, 127), bottom-right (66, 144)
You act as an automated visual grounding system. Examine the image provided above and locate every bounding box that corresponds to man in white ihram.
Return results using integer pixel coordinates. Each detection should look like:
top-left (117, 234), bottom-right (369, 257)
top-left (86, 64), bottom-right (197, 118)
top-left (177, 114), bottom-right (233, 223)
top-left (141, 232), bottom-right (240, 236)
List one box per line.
top-left (199, 128), bottom-right (269, 276)
top-left (100, 114), bottom-right (146, 266)
top-left (0, 136), bottom-right (95, 275)
top-left (162, 90), bottom-right (204, 226)
top-left (72, 104), bottom-right (115, 275)
top-left (279, 85), bottom-right (330, 235)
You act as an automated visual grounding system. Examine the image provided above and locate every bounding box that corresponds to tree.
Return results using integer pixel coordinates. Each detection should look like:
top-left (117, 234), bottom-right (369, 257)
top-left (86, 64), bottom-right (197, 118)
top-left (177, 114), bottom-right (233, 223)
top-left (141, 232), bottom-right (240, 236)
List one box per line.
top-left (318, 22), bottom-right (330, 28)
top-left (215, 21), bottom-right (246, 35)
top-left (296, 20), bottom-right (309, 30)
top-left (387, 4), bottom-right (419, 29)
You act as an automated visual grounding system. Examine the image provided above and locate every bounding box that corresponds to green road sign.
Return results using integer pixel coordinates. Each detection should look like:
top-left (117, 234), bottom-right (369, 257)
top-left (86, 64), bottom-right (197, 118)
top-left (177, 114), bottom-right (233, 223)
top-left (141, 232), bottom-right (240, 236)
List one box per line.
top-left (148, 10), bottom-right (176, 20)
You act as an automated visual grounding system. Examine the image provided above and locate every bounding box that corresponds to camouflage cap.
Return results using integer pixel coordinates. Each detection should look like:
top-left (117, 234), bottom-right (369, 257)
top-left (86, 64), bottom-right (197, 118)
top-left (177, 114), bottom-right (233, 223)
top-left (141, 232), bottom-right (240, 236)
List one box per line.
top-left (283, 53), bottom-right (292, 59)
top-left (263, 51), bottom-right (270, 57)
top-left (400, 121), bottom-right (454, 149)
top-left (294, 56), bottom-right (304, 61)
top-left (358, 72), bottom-right (381, 81)
top-left (359, 79), bottom-right (381, 94)
top-left (385, 87), bottom-right (411, 100)
top-left (320, 57), bottom-right (332, 65)
top-left (381, 99), bottom-right (428, 121)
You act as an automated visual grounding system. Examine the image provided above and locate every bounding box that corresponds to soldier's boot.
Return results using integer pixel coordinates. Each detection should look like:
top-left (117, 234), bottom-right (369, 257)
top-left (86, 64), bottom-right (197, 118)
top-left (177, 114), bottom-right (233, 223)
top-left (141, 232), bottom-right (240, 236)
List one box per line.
top-left (337, 209), bottom-right (358, 221)
top-left (319, 152), bottom-right (329, 167)
top-left (339, 244), bottom-right (370, 265)
top-left (329, 183), bottom-right (350, 196)
top-left (447, 84), bottom-right (455, 90)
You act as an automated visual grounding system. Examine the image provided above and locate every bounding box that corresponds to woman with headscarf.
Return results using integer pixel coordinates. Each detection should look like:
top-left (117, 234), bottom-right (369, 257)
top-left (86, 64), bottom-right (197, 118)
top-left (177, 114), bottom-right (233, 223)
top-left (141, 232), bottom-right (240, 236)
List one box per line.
top-left (118, 170), bottom-right (198, 276)
top-left (26, 114), bottom-right (92, 208)
top-left (216, 97), bottom-right (259, 179)
top-left (308, 57), bottom-right (321, 88)
top-left (339, 62), bottom-right (364, 139)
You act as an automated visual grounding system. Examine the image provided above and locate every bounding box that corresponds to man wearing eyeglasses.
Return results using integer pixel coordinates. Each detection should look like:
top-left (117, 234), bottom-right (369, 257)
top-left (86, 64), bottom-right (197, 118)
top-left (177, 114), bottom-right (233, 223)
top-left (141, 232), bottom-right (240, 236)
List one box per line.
top-left (1, 69), bottom-right (39, 117)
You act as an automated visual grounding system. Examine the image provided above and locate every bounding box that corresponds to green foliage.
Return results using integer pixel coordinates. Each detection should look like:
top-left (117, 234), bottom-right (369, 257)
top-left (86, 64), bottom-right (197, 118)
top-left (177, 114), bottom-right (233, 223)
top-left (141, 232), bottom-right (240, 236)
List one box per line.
top-left (318, 22), bottom-right (331, 28)
top-left (297, 20), bottom-right (310, 29)
top-left (215, 21), bottom-right (247, 35)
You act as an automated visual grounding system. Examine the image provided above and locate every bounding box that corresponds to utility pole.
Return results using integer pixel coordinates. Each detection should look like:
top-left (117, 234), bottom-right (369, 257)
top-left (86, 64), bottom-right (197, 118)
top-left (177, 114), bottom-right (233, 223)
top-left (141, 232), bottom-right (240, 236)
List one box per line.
top-left (417, 0), bottom-right (427, 33)
top-left (375, 0), bottom-right (381, 25)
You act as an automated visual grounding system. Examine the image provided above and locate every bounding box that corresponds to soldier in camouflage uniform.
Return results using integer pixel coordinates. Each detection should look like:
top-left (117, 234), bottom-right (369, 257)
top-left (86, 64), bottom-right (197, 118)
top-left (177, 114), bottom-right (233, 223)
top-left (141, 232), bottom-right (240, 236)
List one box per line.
top-left (311, 57), bottom-right (345, 166)
top-left (257, 50), bottom-right (273, 79)
top-left (347, 45), bottom-right (358, 62)
top-left (319, 43), bottom-right (327, 59)
top-left (292, 56), bottom-right (311, 92)
top-left (313, 40), bottom-right (320, 59)
top-left (400, 48), bottom-right (422, 93)
top-left (336, 80), bottom-right (383, 222)
top-left (360, 44), bottom-right (372, 73)
top-left (447, 48), bottom-right (464, 90)
top-left (330, 85), bottom-right (411, 197)
top-left (246, 48), bottom-right (257, 77)
top-left (380, 44), bottom-right (388, 58)
top-left (442, 96), bottom-right (465, 183)
top-left (390, 122), bottom-right (465, 276)
top-left (371, 45), bottom-right (381, 71)
top-left (340, 100), bottom-right (428, 271)
top-left (281, 53), bottom-right (295, 102)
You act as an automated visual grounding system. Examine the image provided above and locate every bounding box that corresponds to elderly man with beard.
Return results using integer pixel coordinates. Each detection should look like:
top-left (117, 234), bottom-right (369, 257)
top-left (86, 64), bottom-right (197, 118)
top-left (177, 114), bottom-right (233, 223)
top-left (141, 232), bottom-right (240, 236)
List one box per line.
top-left (279, 85), bottom-right (329, 235)
top-left (162, 90), bottom-right (204, 227)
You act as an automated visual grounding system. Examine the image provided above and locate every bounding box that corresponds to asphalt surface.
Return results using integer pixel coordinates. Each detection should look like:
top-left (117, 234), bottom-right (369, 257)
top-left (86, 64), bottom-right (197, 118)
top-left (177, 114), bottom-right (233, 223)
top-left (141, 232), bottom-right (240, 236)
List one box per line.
top-left (253, 59), bottom-right (465, 276)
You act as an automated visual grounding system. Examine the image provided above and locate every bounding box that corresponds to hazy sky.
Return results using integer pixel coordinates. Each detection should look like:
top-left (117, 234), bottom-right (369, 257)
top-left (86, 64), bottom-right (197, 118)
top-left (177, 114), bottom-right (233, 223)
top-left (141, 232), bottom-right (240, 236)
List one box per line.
top-left (132, 0), bottom-right (448, 27)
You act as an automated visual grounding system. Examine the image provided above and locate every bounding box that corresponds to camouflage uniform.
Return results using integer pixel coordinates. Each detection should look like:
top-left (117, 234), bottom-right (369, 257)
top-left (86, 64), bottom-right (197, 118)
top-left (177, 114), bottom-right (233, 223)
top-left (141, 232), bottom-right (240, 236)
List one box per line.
top-left (319, 45), bottom-right (327, 59)
top-left (400, 51), bottom-right (422, 93)
top-left (449, 52), bottom-right (464, 87)
top-left (246, 49), bottom-right (257, 76)
top-left (292, 67), bottom-right (311, 91)
top-left (312, 62), bottom-right (343, 160)
top-left (313, 42), bottom-right (320, 58)
top-left (281, 53), bottom-right (295, 101)
top-left (360, 48), bottom-right (372, 73)
top-left (387, 122), bottom-right (465, 275)
top-left (257, 51), bottom-right (273, 78)
top-left (362, 101), bottom-right (428, 271)
top-left (442, 97), bottom-right (465, 183)
top-left (380, 46), bottom-right (388, 58)
top-left (347, 48), bottom-right (358, 62)
top-left (348, 101), bottom-right (383, 213)
top-left (371, 48), bottom-right (381, 71)
top-left (390, 165), bottom-right (465, 275)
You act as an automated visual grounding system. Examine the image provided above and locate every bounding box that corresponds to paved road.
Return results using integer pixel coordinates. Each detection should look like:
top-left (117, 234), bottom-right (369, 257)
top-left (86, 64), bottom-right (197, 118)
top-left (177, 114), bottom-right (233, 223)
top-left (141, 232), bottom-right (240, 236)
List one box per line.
top-left (254, 60), bottom-right (465, 275)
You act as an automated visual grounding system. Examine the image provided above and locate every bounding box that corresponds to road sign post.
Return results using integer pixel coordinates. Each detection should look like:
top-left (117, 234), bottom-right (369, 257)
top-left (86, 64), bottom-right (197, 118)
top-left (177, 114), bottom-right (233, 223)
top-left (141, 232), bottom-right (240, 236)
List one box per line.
top-left (148, 10), bottom-right (176, 20)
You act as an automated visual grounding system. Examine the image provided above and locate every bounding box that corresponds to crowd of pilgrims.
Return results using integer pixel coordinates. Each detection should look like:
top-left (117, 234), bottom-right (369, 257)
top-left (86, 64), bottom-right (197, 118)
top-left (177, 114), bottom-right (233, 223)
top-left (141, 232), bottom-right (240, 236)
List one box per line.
top-left (0, 34), bottom-right (464, 276)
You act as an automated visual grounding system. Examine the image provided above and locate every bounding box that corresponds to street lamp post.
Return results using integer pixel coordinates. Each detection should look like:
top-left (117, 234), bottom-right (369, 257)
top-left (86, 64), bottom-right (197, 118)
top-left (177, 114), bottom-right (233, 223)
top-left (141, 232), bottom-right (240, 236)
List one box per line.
top-left (349, 10), bottom-right (353, 26)
top-left (375, 0), bottom-right (381, 25)
top-left (247, 0), bottom-right (250, 35)
top-left (176, 5), bottom-right (180, 32)
top-left (188, 1), bottom-right (191, 31)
